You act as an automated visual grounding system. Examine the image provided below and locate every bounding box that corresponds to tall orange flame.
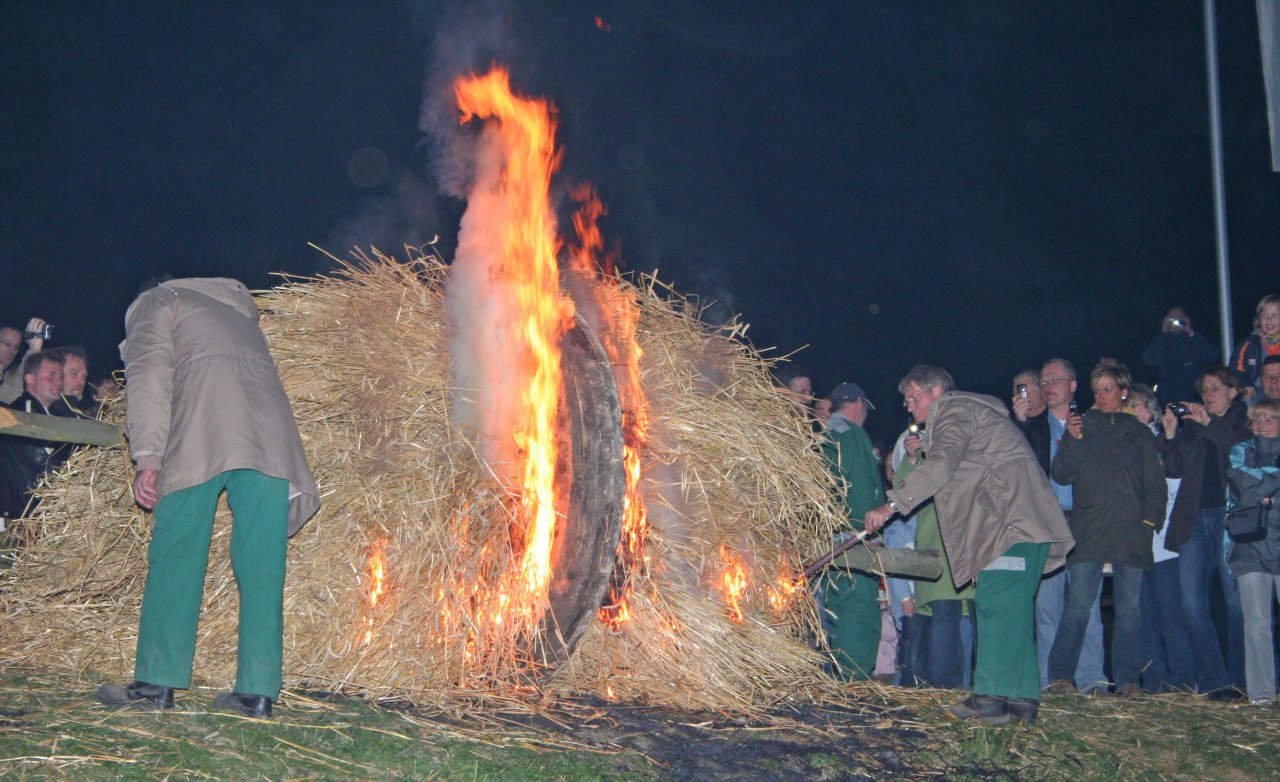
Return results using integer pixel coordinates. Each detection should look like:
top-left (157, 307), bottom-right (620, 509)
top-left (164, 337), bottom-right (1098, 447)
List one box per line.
top-left (456, 68), bottom-right (571, 600)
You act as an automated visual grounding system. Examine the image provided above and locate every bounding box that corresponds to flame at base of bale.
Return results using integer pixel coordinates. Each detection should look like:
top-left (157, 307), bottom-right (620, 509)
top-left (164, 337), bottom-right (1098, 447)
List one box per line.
top-left (0, 249), bottom-right (846, 713)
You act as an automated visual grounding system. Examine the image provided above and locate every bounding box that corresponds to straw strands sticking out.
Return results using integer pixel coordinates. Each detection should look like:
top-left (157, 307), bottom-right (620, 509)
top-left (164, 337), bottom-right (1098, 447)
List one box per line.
top-left (0, 248), bottom-right (847, 713)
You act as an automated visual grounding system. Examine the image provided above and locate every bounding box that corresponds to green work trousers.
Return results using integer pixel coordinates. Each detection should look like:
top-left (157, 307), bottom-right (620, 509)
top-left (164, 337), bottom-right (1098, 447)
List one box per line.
top-left (972, 541), bottom-right (1048, 701)
top-left (822, 569), bottom-right (882, 680)
top-left (135, 470), bottom-right (289, 699)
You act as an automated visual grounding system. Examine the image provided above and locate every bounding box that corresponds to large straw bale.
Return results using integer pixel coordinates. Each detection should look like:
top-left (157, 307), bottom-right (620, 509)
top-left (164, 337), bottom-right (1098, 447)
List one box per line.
top-left (0, 249), bottom-right (847, 712)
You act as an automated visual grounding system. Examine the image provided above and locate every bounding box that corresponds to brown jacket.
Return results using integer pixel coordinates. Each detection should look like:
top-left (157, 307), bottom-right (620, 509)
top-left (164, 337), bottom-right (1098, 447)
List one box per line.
top-left (122, 278), bottom-right (319, 535)
top-left (886, 391), bottom-right (1073, 588)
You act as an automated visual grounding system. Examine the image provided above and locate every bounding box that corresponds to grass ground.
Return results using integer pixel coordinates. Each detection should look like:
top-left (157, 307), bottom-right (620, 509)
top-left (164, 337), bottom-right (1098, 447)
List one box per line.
top-left (1, 667), bottom-right (1278, 780)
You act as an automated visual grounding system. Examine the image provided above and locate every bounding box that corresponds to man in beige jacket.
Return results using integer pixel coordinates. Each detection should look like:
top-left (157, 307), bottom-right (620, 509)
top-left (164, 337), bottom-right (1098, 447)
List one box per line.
top-left (865, 364), bottom-right (1072, 726)
top-left (97, 278), bottom-right (319, 718)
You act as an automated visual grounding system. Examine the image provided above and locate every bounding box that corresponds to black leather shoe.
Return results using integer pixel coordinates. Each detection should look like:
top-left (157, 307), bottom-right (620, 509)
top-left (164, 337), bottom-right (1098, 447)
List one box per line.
top-left (940, 694), bottom-right (1010, 724)
top-left (213, 691), bottom-right (273, 718)
top-left (1006, 698), bottom-right (1039, 725)
top-left (95, 680), bottom-right (175, 710)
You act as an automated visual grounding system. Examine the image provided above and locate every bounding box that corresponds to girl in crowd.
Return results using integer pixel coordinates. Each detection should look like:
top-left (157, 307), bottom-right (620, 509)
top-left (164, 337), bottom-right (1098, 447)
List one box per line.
top-left (1233, 294), bottom-right (1280, 399)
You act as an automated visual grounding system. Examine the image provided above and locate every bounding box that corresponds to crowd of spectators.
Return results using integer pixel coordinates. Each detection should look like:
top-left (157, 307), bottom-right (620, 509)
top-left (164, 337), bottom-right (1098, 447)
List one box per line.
top-left (789, 293), bottom-right (1280, 717)
top-left (3, 288), bottom-right (1278, 719)
top-left (0, 316), bottom-right (118, 524)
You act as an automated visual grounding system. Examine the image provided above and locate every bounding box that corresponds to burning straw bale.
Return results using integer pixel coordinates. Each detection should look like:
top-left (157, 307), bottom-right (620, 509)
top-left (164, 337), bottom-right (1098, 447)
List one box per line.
top-left (0, 249), bottom-right (847, 712)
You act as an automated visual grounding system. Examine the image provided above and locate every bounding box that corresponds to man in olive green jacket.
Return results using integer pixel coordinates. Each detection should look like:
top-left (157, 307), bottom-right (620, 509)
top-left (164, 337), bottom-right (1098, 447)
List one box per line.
top-left (97, 278), bottom-right (319, 718)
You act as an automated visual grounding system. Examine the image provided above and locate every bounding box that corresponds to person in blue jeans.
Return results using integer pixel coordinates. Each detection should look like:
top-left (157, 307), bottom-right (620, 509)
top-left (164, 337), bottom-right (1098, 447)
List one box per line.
top-left (1014, 360), bottom-right (1107, 692)
top-left (1130, 384), bottom-right (1195, 693)
top-left (1046, 360), bottom-right (1167, 697)
top-left (1158, 366), bottom-right (1251, 698)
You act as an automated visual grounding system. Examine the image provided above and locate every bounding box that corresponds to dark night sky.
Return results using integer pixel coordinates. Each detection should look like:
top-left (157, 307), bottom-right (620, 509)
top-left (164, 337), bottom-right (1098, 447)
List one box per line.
top-left (2, 2), bottom-right (1277, 445)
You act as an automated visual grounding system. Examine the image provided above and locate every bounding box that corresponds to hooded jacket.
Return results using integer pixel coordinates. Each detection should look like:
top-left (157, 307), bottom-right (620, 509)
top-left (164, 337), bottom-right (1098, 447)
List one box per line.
top-left (885, 391), bottom-right (1073, 589)
top-left (1050, 409), bottom-right (1168, 569)
top-left (122, 278), bottom-right (319, 535)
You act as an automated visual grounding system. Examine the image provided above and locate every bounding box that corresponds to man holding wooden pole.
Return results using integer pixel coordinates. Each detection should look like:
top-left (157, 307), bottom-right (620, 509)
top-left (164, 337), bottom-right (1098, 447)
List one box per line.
top-left (863, 365), bottom-right (1072, 726)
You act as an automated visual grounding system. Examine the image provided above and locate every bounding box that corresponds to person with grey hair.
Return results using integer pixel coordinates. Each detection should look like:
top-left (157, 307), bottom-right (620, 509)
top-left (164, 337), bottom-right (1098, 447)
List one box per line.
top-left (1225, 399), bottom-right (1280, 705)
top-left (1017, 358), bottom-right (1107, 694)
top-left (864, 364), bottom-right (1072, 725)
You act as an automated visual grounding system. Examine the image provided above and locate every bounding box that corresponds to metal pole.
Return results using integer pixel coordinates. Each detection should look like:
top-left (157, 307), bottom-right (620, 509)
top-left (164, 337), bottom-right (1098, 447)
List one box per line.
top-left (1204, 0), bottom-right (1235, 361)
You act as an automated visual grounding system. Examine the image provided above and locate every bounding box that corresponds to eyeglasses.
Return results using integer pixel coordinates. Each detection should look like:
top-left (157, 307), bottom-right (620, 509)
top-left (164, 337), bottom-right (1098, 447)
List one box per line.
top-left (902, 395), bottom-right (920, 410)
top-left (1200, 384), bottom-right (1228, 393)
top-left (1038, 378), bottom-right (1070, 387)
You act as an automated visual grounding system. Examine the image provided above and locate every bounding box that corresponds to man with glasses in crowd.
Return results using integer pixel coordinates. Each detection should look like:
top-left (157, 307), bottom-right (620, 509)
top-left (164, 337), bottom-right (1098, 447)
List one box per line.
top-left (1016, 359), bottom-right (1107, 694)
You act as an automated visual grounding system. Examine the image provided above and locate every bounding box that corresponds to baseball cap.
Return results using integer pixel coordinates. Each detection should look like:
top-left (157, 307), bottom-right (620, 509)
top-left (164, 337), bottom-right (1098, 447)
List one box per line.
top-left (829, 382), bottom-right (875, 410)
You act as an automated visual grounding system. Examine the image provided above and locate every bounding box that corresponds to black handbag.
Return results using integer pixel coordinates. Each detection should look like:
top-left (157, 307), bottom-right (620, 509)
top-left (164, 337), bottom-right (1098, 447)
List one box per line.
top-left (1226, 503), bottom-right (1268, 544)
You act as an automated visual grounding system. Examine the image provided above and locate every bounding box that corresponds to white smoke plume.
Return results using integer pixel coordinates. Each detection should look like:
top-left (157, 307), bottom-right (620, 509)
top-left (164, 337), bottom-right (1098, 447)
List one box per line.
top-left (421, 3), bottom-right (555, 482)
top-left (444, 121), bottom-right (535, 480)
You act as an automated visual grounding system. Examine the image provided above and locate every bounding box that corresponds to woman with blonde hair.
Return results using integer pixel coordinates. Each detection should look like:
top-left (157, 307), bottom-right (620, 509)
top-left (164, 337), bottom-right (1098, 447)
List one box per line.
top-left (1225, 399), bottom-right (1280, 704)
top-left (1047, 360), bottom-right (1167, 696)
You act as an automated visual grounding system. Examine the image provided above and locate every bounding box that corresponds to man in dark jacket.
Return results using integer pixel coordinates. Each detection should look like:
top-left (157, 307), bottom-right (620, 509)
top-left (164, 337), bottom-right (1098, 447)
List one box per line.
top-left (0, 352), bottom-right (71, 519)
top-left (1142, 307), bottom-right (1219, 408)
top-left (1047, 373), bottom-right (1167, 697)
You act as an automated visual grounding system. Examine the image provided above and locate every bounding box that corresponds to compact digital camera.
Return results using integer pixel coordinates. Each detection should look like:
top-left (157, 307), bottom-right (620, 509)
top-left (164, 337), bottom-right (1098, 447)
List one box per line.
top-left (23, 322), bottom-right (52, 341)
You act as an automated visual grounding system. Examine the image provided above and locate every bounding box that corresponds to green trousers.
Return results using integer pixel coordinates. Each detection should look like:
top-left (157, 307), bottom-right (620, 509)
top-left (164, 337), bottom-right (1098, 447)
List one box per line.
top-left (135, 470), bottom-right (289, 699)
top-left (972, 541), bottom-right (1048, 701)
top-left (822, 569), bottom-right (882, 680)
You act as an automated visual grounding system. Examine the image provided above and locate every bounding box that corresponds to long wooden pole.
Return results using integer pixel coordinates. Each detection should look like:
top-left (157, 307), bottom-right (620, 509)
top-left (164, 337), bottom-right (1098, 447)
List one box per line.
top-left (0, 408), bottom-right (122, 447)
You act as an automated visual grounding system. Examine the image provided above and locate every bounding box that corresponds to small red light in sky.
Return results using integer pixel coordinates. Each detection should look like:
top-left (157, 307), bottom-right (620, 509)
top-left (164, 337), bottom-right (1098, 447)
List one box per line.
top-left (595, 16), bottom-right (611, 33)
